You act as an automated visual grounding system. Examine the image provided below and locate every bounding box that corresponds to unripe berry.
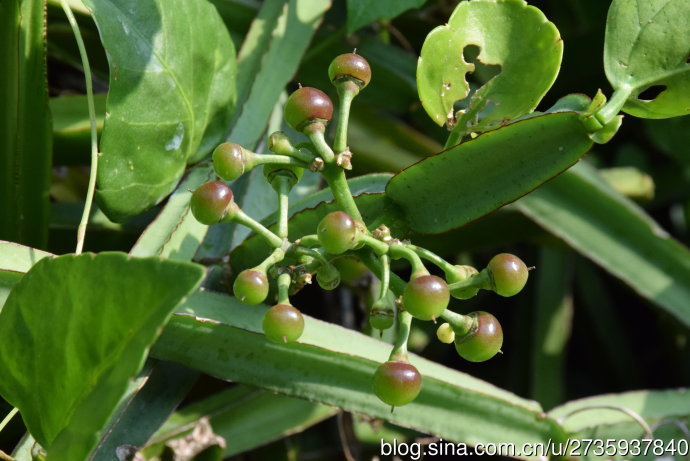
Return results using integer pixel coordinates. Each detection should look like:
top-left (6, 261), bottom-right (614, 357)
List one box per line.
top-left (317, 211), bottom-right (360, 255)
top-left (454, 311), bottom-right (503, 362)
top-left (233, 269), bottom-right (269, 305)
top-left (328, 53), bottom-right (372, 88)
top-left (284, 87), bottom-right (333, 132)
top-left (263, 304), bottom-right (304, 344)
top-left (369, 303), bottom-right (395, 331)
top-left (190, 181), bottom-right (233, 225)
top-left (402, 275), bottom-right (449, 321)
top-left (436, 323), bottom-right (455, 344)
top-left (212, 142), bottom-right (246, 180)
top-left (372, 361), bottom-right (421, 407)
top-left (487, 253), bottom-right (529, 297)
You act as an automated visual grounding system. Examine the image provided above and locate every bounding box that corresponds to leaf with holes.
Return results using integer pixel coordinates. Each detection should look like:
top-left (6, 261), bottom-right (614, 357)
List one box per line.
top-left (604, 0), bottom-right (690, 118)
top-left (417, 0), bottom-right (562, 134)
top-left (84, 0), bottom-right (236, 222)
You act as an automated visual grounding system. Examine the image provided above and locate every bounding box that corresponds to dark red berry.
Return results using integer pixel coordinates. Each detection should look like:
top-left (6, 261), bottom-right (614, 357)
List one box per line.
top-left (402, 275), bottom-right (449, 321)
top-left (454, 311), bottom-right (503, 362)
top-left (284, 87), bottom-right (333, 132)
top-left (233, 269), bottom-right (269, 305)
top-left (372, 361), bottom-right (421, 407)
top-left (328, 53), bottom-right (371, 88)
top-left (317, 211), bottom-right (359, 255)
top-left (488, 253), bottom-right (529, 297)
top-left (212, 142), bottom-right (245, 180)
top-left (190, 181), bottom-right (233, 225)
top-left (263, 304), bottom-right (304, 344)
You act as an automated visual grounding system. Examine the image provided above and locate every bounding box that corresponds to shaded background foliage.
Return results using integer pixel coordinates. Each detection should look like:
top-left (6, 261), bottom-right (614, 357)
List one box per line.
top-left (1, 0), bottom-right (689, 459)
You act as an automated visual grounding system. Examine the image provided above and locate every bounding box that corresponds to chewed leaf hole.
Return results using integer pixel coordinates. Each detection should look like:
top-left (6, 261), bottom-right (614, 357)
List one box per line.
top-left (638, 85), bottom-right (666, 102)
top-left (462, 45), bottom-right (502, 84)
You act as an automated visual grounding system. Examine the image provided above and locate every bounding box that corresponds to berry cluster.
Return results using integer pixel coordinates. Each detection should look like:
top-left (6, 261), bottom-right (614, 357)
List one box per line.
top-left (189, 53), bottom-right (531, 409)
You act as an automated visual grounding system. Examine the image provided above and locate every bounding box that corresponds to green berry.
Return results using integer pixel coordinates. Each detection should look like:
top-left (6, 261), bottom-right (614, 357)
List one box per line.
top-left (212, 142), bottom-right (245, 180)
top-left (402, 275), bottom-right (449, 321)
top-left (284, 87), bottom-right (333, 132)
top-left (454, 311), bottom-right (503, 362)
top-left (369, 304), bottom-right (395, 330)
top-left (372, 361), bottom-right (421, 407)
top-left (316, 263), bottom-right (341, 290)
top-left (487, 253), bottom-right (529, 297)
top-left (447, 265), bottom-right (480, 300)
top-left (190, 181), bottom-right (233, 225)
top-left (328, 53), bottom-right (371, 88)
top-left (262, 304), bottom-right (305, 344)
top-left (436, 323), bottom-right (455, 344)
top-left (317, 211), bottom-right (360, 255)
top-left (233, 269), bottom-right (269, 305)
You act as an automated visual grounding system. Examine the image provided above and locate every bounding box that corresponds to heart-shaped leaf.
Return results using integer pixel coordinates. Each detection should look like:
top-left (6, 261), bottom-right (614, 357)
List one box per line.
top-left (604, 0), bottom-right (690, 119)
top-left (0, 252), bottom-right (204, 460)
top-left (85, 0), bottom-right (237, 221)
top-left (417, 0), bottom-right (562, 132)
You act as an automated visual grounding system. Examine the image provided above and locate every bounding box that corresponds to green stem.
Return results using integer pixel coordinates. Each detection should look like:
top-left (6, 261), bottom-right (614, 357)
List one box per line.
top-left (276, 177), bottom-right (290, 239)
top-left (305, 128), bottom-right (335, 163)
top-left (360, 235), bottom-right (389, 256)
top-left (297, 234), bottom-right (320, 247)
top-left (377, 254), bottom-right (391, 301)
top-left (277, 272), bottom-right (291, 305)
top-left (389, 310), bottom-right (413, 361)
top-left (389, 243), bottom-right (427, 276)
top-left (358, 250), bottom-right (406, 295)
top-left (595, 86), bottom-right (632, 126)
top-left (62, 0), bottom-right (98, 255)
top-left (232, 209), bottom-right (284, 248)
top-left (0, 407), bottom-right (18, 433)
top-left (447, 269), bottom-right (491, 292)
top-left (250, 154), bottom-right (309, 169)
top-left (334, 83), bottom-right (357, 153)
top-left (291, 245), bottom-right (330, 268)
top-left (321, 165), bottom-right (363, 222)
top-left (441, 309), bottom-right (473, 337)
top-left (257, 247), bottom-right (286, 272)
top-left (407, 244), bottom-right (456, 276)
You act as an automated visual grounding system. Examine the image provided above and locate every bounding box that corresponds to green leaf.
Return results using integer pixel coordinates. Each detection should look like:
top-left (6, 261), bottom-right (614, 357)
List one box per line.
top-left (0, 241), bottom-right (53, 272)
top-left (386, 112), bottom-right (593, 234)
top-left (346, 0), bottom-right (427, 34)
top-left (516, 162), bottom-right (690, 327)
top-left (604, 0), bottom-right (690, 118)
top-left (0, 252), bottom-right (205, 460)
top-left (0, 270), bottom-right (22, 312)
top-left (50, 94), bottom-right (106, 166)
top-left (0, 0), bottom-right (52, 248)
top-left (153, 290), bottom-right (566, 455)
top-left (151, 386), bottom-right (337, 457)
top-left (417, 0), bottom-right (562, 131)
top-left (84, 0), bottom-right (237, 222)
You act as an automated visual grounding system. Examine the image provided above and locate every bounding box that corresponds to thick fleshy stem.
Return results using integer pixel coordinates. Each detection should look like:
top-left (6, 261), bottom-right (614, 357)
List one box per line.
top-left (321, 165), bottom-right (364, 222)
top-left (229, 208), bottom-right (284, 249)
top-left (333, 82), bottom-right (358, 154)
top-left (446, 269), bottom-right (491, 292)
top-left (389, 243), bottom-right (427, 277)
top-left (389, 310), bottom-right (413, 362)
top-left (440, 309), bottom-right (474, 338)
top-left (276, 176), bottom-right (290, 239)
top-left (257, 247), bottom-right (286, 273)
top-left (595, 86), bottom-right (632, 127)
top-left (305, 128), bottom-right (335, 164)
top-left (62, 0), bottom-right (98, 255)
top-left (277, 272), bottom-right (292, 305)
top-left (407, 244), bottom-right (457, 276)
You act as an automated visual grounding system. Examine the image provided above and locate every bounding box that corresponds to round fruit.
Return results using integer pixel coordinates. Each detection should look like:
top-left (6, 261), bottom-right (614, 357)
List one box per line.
top-left (487, 253), bottom-right (529, 297)
top-left (369, 305), bottom-right (394, 330)
top-left (436, 323), bottom-right (455, 344)
top-left (372, 361), bottom-right (421, 407)
top-left (284, 87), bottom-right (333, 132)
top-left (233, 269), bottom-right (269, 305)
top-left (190, 181), bottom-right (233, 225)
top-left (212, 142), bottom-right (245, 180)
top-left (328, 53), bottom-right (371, 88)
top-left (447, 265), bottom-right (480, 300)
top-left (454, 311), bottom-right (503, 362)
top-left (262, 304), bottom-right (304, 344)
top-left (317, 211), bottom-right (359, 255)
top-left (402, 275), bottom-right (450, 321)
